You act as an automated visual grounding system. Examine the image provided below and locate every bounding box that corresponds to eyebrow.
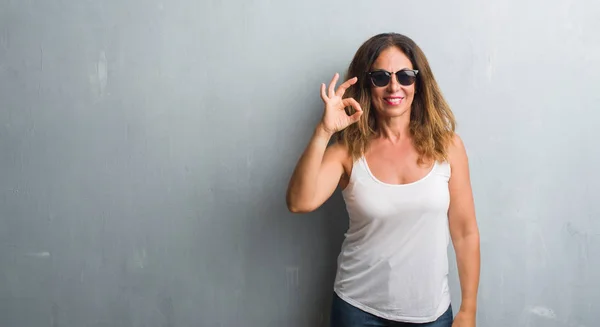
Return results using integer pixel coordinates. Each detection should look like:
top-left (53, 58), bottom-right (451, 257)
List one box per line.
top-left (371, 67), bottom-right (413, 72)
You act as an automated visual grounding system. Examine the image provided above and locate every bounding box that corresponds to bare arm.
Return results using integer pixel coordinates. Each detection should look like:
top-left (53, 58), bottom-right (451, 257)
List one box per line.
top-left (448, 134), bottom-right (480, 320)
top-left (285, 126), bottom-right (346, 213)
top-left (286, 73), bottom-right (362, 213)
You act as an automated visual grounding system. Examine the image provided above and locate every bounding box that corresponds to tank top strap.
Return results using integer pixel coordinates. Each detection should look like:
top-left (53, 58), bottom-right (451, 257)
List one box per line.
top-left (347, 156), bottom-right (371, 183)
top-left (433, 160), bottom-right (451, 181)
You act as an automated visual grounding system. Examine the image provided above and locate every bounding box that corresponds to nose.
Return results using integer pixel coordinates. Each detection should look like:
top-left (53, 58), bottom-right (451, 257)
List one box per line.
top-left (387, 73), bottom-right (401, 92)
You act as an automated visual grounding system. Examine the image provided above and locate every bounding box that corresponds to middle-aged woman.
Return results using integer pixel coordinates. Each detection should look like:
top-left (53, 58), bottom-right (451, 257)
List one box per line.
top-left (286, 32), bottom-right (480, 327)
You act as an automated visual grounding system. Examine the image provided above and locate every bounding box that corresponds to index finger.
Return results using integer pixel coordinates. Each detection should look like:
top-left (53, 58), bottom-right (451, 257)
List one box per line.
top-left (335, 77), bottom-right (358, 97)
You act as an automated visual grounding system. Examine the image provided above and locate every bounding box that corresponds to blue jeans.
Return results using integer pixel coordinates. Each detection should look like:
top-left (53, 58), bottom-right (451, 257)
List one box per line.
top-left (330, 292), bottom-right (453, 327)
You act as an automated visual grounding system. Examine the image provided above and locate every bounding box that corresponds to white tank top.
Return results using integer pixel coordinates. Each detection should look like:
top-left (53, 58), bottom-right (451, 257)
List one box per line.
top-left (333, 156), bottom-right (452, 323)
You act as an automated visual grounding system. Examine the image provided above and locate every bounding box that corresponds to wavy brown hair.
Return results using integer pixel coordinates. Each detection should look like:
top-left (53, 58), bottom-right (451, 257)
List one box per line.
top-left (334, 33), bottom-right (456, 165)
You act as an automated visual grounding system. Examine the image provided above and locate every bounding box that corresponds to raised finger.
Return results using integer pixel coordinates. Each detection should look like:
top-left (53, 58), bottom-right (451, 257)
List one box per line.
top-left (328, 73), bottom-right (339, 98)
top-left (320, 83), bottom-right (328, 102)
top-left (335, 77), bottom-right (358, 97)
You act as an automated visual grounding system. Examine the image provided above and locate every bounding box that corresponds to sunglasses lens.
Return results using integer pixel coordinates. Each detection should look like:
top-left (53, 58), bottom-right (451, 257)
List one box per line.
top-left (396, 71), bottom-right (416, 86)
top-left (370, 72), bottom-right (390, 87)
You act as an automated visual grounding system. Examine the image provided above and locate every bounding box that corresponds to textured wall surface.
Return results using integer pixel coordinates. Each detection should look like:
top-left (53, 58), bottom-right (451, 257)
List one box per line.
top-left (1, 0), bottom-right (599, 326)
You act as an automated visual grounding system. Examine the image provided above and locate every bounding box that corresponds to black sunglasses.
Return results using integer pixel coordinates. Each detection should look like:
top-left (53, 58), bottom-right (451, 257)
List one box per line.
top-left (367, 69), bottom-right (419, 87)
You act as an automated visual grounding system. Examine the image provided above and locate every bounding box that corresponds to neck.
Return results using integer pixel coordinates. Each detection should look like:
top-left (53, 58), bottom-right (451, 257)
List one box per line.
top-left (376, 115), bottom-right (411, 144)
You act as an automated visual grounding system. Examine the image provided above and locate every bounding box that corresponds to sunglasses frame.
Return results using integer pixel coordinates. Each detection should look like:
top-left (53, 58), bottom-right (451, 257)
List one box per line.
top-left (367, 69), bottom-right (419, 87)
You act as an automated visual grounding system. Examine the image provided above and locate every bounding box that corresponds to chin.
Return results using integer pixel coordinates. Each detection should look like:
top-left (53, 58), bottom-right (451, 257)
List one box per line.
top-left (379, 105), bottom-right (410, 117)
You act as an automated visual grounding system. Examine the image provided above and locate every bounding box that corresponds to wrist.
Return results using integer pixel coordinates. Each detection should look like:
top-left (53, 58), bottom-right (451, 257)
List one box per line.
top-left (314, 123), bottom-right (334, 140)
top-left (458, 303), bottom-right (477, 315)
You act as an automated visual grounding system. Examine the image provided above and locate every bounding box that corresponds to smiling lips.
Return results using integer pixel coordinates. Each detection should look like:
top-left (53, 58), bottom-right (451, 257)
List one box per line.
top-left (384, 96), bottom-right (404, 106)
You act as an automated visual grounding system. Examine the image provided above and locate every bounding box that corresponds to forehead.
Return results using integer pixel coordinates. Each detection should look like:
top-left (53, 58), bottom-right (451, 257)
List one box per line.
top-left (371, 46), bottom-right (413, 71)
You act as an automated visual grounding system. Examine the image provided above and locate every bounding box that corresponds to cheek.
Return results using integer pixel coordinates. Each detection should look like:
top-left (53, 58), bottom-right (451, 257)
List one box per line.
top-left (370, 88), bottom-right (386, 104)
top-left (371, 88), bottom-right (384, 99)
top-left (370, 91), bottom-right (386, 111)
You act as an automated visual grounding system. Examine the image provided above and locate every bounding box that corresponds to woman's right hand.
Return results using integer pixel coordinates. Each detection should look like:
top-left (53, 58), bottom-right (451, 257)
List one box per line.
top-left (318, 73), bottom-right (363, 135)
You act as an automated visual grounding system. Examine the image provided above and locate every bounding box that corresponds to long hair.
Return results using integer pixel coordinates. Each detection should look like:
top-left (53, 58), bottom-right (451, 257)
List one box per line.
top-left (334, 33), bottom-right (456, 165)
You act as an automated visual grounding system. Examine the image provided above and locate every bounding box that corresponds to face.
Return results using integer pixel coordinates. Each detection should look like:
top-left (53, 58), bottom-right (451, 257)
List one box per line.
top-left (368, 47), bottom-right (417, 118)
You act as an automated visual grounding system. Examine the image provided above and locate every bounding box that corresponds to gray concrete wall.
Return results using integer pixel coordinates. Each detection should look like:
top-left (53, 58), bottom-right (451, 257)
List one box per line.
top-left (1, 0), bottom-right (599, 326)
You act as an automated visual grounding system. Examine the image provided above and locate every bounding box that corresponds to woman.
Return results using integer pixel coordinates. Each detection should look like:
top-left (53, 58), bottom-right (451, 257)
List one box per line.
top-left (286, 33), bottom-right (480, 327)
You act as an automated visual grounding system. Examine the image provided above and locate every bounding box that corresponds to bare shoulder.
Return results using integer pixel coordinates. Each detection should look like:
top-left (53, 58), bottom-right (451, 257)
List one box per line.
top-left (447, 133), bottom-right (472, 186)
top-left (325, 140), bottom-right (352, 166)
top-left (325, 139), bottom-right (349, 155)
top-left (448, 133), bottom-right (468, 165)
top-left (324, 140), bottom-right (353, 183)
